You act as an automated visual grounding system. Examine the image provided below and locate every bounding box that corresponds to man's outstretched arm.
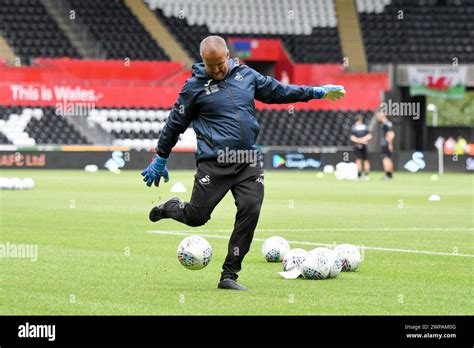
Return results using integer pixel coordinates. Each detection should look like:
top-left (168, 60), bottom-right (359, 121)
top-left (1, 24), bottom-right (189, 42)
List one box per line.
top-left (141, 81), bottom-right (195, 187)
top-left (253, 69), bottom-right (346, 104)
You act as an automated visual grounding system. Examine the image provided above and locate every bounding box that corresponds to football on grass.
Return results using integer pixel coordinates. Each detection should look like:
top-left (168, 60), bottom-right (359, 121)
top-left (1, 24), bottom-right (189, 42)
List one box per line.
top-left (334, 244), bottom-right (361, 271)
top-left (301, 248), bottom-right (331, 280)
top-left (307, 247), bottom-right (343, 278)
top-left (262, 236), bottom-right (290, 262)
top-left (282, 248), bottom-right (308, 272)
top-left (177, 236), bottom-right (212, 270)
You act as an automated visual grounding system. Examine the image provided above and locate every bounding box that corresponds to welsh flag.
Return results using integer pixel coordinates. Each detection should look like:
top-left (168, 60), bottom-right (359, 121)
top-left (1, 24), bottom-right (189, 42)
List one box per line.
top-left (408, 66), bottom-right (467, 99)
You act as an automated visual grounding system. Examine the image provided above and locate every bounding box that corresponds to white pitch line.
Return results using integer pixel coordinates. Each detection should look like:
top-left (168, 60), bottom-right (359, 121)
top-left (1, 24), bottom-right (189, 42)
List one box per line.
top-left (147, 230), bottom-right (474, 258)
top-left (258, 227), bottom-right (474, 232)
top-left (150, 227), bottom-right (474, 233)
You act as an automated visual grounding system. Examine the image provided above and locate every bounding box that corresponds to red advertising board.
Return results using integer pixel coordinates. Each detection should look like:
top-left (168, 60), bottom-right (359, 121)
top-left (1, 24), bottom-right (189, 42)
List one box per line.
top-left (0, 58), bottom-right (388, 110)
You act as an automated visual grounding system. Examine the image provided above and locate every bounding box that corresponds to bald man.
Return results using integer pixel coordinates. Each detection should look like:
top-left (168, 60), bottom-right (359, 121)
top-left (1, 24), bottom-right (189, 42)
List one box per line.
top-left (141, 35), bottom-right (346, 290)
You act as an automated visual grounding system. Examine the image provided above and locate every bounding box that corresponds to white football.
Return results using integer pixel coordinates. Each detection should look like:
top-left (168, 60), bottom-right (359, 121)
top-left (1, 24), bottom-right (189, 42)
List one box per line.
top-left (308, 247), bottom-right (342, 278)
top-left (0, 177), bottom-right (9, 190)
top-left (3, 178), bottom-right (13, 190)
top-left (262, 236), bottom-right (290, 262)
top-left (22, 178), bottom-right (35, 190)
top-left (301, 248), bottom-right (331, 279)
top-left (282, 248), bottom-right (308, 272)
top-left (10, 177), bottom-right (23, 190)
top-left (334, 244), bottom-right (361, 271)
top-left (177, 236), bottom-right (212, 270)
top-left (326, 248), bottom-right (343, 278)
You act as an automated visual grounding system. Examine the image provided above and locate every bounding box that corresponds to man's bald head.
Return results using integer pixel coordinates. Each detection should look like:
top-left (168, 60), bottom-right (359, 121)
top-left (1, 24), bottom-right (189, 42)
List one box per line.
top-left (200, 35), bottom-right (230, 81)
top-left (199, 35), bottom-right (228, 57)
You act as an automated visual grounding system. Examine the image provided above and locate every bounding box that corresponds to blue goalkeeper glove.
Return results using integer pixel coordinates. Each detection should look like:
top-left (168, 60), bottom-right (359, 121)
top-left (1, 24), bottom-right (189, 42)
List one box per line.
top-left (141, 154), bottom-right (169, 187)
top-left (313, 85), bottom-right (346, 101)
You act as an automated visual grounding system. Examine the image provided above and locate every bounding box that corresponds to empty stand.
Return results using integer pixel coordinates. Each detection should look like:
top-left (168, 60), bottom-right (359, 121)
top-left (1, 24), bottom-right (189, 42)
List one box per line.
top-left (0, 106), bottom-right (90, 145)
top-left (88, 107), bottom-right (196, 149)
top-left (1, 104), bottom-right (373, 148)
top-left (0, 106), bottom-right (44, 146)
top-left (0, 132), bottom-right (12, 145)
top-left (151, 0), bottom-right (337, 35)
top-left (147, 0), bottom-right (343, 63)
top-left (255, 109), bottom-right (372, 146)
top-left (88, 107), bottom-right (372, 148)
top-left (357, 0), bottom-right (474, 63)
top-left (68, 0), bottom-right (169, 60)
top-left (0, 0), bottom-right (80, 62)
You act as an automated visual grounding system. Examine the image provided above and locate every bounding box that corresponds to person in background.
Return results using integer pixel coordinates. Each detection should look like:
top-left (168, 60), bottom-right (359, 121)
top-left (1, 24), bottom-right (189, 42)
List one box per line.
top-left (376, 111), bottom-right (395, 180)
top-left (455, 136), bottom-right (467, 155)
top-left (350, 114), bottom-right (372, 180)
top-left (443, 136), bottom-right (456, 155)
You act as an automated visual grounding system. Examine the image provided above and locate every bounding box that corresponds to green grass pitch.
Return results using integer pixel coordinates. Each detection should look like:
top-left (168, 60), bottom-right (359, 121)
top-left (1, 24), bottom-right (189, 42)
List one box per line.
top-left (0, 169), bottom-right (472, 315)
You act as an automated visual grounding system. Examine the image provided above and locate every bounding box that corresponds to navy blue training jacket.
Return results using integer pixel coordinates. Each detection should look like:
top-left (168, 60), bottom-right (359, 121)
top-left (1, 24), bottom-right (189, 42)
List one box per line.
top-left (157, 58), bottom-right (314, 161)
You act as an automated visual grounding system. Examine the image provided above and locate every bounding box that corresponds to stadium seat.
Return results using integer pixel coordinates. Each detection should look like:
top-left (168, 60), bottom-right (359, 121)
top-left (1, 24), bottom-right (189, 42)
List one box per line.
top-left (357, 0), bottom-right (474, 63)
top-left (88, 107), bottom-right (196, 150)
top-left (86, 106), bottom-right (373, 149)
top-left (254, 109), bottom-right (372, 146)
top-left (0, 0), bottom-right (80, 63)
top-left (68, 0), bottom-right (169, 60)
top-left (146, 0), bottom-right (343, 63)
top-left (0, 106), bottom-right (90, 145)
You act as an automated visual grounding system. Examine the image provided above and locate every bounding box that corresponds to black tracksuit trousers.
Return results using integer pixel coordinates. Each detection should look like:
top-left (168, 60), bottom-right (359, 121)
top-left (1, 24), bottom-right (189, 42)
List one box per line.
top-left (163, 158), bottom-right (264, 281)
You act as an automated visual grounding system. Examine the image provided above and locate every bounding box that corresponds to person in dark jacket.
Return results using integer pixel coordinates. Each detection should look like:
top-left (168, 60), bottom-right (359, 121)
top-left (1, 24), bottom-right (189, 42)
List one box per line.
top-left (141, 36), bottom-right (346, 290)
top-left (376, 111), bottom-right (395, 180)
top-left (350, 115), bottom-right (372, 179)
